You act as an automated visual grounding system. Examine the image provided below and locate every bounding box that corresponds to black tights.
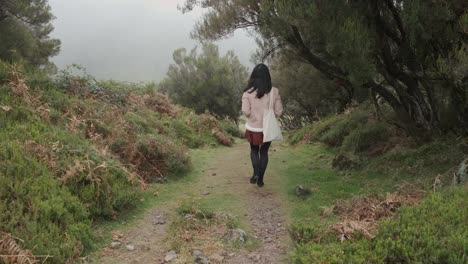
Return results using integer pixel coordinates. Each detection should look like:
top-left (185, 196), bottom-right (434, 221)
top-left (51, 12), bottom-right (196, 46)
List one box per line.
top-left (250, 142), bottom-right (271, 183)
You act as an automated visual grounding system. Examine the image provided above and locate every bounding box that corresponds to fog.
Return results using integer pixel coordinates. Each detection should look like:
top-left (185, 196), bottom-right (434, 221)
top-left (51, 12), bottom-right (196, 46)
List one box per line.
top-left (48, 0), bottom-right (257, 82)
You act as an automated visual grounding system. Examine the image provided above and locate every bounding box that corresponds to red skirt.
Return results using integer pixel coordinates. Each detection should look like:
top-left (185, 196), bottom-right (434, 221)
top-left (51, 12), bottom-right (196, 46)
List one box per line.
top-left (245, 130), bottom-right (264, 146)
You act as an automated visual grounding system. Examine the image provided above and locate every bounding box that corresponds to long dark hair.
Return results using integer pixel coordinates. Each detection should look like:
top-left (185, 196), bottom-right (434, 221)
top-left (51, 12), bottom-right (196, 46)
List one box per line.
top-left (244, 63), bottom-right (272, 98)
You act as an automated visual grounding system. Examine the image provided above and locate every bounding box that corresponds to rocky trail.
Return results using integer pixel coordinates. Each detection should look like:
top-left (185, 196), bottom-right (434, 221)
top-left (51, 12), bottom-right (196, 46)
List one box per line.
top-left (92, 142), bottom-right (291, 264)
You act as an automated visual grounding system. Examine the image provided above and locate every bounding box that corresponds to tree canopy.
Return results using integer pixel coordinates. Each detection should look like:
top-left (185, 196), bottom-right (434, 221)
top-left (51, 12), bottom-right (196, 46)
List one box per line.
top-left (183, 0), bottom-right (468, 137)
top-left (0, 0), bottom-right (60, 66)
top-left (161, 43), bottom-right (248, 121)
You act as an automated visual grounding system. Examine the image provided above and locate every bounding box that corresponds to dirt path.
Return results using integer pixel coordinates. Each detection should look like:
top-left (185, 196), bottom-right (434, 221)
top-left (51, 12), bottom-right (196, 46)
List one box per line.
top-left (93, 142), bottom-right (290, 263)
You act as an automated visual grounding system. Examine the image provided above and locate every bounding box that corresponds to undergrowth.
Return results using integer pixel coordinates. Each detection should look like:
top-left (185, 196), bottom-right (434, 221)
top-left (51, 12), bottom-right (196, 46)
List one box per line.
top-left (286, 106), bottom-right (467, 263)
top-left (0, 62), bottom-right (237, 263)
top-left (292, 187), bottom-right (467, 264)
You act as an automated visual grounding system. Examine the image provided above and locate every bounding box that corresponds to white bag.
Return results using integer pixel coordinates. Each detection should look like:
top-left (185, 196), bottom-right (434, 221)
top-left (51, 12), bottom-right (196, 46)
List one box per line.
top-left (263, 90), bottom-right (283, 143)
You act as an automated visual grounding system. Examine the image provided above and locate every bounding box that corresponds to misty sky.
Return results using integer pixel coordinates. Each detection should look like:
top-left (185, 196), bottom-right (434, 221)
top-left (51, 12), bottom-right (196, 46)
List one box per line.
top-left (48, 0), bottom-right (257, 82)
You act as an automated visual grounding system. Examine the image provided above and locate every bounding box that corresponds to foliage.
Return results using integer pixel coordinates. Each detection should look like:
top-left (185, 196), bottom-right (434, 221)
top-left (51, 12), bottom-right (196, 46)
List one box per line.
top-left (0, 0), bottom-right (60, 66)
top-left (220, 119), bottom-right (243, 138)
top-left (342, 123), bottom-right (389, 153)
top-left (319, 111), bottom-right (369, 147)
top-left (292, 188), bottom-right (467, 264)
top-left (184, 0), bottom-right (468, 137)
top-left (270, 54), bottom-right (354, 129)
top-left (0, 141), bottom-right (94, 263)
top-left (0, 61), bottom-right (237, 262)
top-left (161, 43), bottom-right (248, 121)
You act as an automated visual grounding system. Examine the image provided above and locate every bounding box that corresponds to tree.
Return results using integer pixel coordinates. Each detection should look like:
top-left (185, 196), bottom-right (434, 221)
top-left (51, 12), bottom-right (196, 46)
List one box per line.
top-left (269, 53), bottom-right (351, 129)
top-left (182, 0), bottom-right (468, 138)
top-left (0, 0), bottom-right (60, 66)
top-left (160, 43), bottom-right (248, 122)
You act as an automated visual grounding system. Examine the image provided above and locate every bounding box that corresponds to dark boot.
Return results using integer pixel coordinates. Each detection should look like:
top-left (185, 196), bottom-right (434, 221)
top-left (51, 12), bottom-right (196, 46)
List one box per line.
top-left (250, 175), bottom-right (258, 184)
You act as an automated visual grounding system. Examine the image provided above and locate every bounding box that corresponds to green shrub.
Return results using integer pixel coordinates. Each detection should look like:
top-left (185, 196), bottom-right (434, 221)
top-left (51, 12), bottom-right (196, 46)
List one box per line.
top-left (170, 118), bottom-right (207, 148)
top-left (293, 242), bottom-right (345, 264)
top-left (342, 123), bottom-right (389, 153)
top-left (0, 142), bottom-right (94, 263)
top-left (292, 188), bottom-right (467, 264)
top-left (125, 111), bottom-right (156, 134)
top-left (138, 134), bottom-right (191, 176)
top-left (288, 115), bottom-right (341, 145)
top-left (111, 134), bottom-right (191, 180)
top-left (220, 119), bottom-right (243, 138)
top-left (369, 188), bottom-right (467, 264)
top-left (288, 124), bottom-right (314, 145)
top-left (57, 152), bottom-right (140, 218)
top-left (366, 138), bottom-right (465, 182)
top-left (319, 111), bottom-right (369, 147)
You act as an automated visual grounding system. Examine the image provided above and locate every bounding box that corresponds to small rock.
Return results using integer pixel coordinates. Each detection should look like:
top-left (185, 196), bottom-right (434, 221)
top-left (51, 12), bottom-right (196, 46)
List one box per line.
top-left (192, 249), bottom-right (204, 257)
top-left (210, 253), bottom-right (224, 262)
top-left (164, 250), bottom-right (178, 262)
top-left (202, 191), bottom-right (210, 195)
top-left (295, 185), bottom-right (312, 199)
top-left (0, 105), bottom-right (11, 112)
top-left (152, 214), bottom-right (166, 225)
top-left (193, 249), bottom-right (208, 264)
top-left (110, 241), bottom-right (121, 249)
top-left (224, 228), bottom-right (247, 243)
top-left (139, 244), bottom-right (150, 251)
top-left (277, 223), bottom-right (282, 227)
top-left (228, 253), bottom-right (235, 257)
top-left (155, 177), bottom-right (168, 184)
top-left (212, 173), bottom-right (217, 176)
top-left (126, 244), bottom-right (135, 251)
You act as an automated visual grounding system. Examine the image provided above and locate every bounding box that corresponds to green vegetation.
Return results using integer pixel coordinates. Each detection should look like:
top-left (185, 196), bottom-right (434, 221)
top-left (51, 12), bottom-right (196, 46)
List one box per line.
top-left (0, 0), bottom-right (60, 66)
top-left (0, 62), bottom-right (236, 263)
top-left (2, 1), bottom-right (467, 263)
top-left (185, 0), bottom-right (468, 137)
top-left (292, 188), bottom-right (467, 264)
top-left (161, 43), bottom-right (248, 122)
top-left (278, 111), bottom-right (466, 263)
top-left (0, 142), bottom-right (93, 263)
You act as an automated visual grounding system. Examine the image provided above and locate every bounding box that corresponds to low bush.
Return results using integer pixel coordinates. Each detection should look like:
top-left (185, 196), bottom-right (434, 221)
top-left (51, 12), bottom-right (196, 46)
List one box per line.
top-left (292, 188), bottom-right (467, 264)
top-left (288, 124), bottom-right (314, 145)
top-left (342, 122), bottom-right (389, 153)
top-left (220, 119), bottom-right (243, 138)
top-left (0, 142), bottom-right (94, 263)
top-left (319, 111), bottom-right (369, 147)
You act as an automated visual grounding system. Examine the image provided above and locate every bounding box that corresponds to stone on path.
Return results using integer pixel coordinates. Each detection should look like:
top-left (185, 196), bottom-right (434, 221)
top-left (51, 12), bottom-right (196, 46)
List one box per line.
top-left (295, 185), bottom-right (312, 199)
top-left (152, 214), bottom-right (166, 225)
top-left (224, 228), bottom-right (246, 243)
top-left (193, 249), bottom-right (208, 264)
top-left (210, 253), bottom-right (225, 262)
top-left (165, 250), bottom-right (178, 262)
top-left (110, 241), bottom-right (121, 249)
top-left (126, 244), bottom-right (135, 251)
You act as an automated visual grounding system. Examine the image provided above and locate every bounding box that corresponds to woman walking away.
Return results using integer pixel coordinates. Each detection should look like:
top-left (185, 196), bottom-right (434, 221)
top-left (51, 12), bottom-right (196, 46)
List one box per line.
top-left (242, 64), bottom-right (283, 187)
